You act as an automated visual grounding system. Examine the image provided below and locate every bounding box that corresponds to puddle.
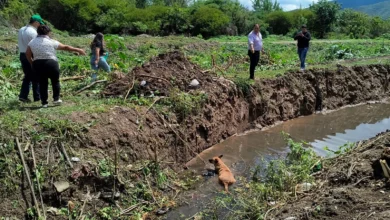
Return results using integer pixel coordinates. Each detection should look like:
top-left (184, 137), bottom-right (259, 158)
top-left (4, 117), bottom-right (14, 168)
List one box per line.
top-left (167, 103), bottom-right (390, 219)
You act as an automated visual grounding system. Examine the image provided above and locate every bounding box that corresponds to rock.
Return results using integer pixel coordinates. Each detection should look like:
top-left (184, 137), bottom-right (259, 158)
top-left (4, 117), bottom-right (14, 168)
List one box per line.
top-left (100, 191), bottom-right (121, 199)
top-left (71, 157), bottom-right (80, 162)
top-left (53, 181), bottom-right (70, 193)
top-left (189, 79), bottom-right (200, 87)
top-left (156, 207), bottom-right (170, 215)
top-left (47, 207), bottom-right (60, 215)
top-left (284, 217), bottom-right (297, 220)
top-left (140, 80), bottom-right (147, 86)
top-left (296, 183), bottom-right (314, 193)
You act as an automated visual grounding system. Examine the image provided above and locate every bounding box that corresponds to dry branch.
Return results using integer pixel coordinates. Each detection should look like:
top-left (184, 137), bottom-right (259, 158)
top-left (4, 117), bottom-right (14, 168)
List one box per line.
top-left (60, 142), bottom-right (73, 168)
top-left (31, 144), bottom-right (46, 219)
top-left (61, 76), bottom-right (86, 81)
top-left (124, 74), bottom-right (135, 101)
top-left (75, 80), bottom-right (107, 94)
top-left (137, 74), bottom-right (172, 85)
top-left (16, 138), bottom-right (41, 218)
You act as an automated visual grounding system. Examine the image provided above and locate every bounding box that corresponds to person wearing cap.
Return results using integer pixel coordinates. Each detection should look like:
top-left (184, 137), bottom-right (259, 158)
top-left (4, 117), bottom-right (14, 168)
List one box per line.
top-left (17, 14), bottom-right (45, 103)
top-left (294, 25), bottom-right (311, 71)
top-left (26, 25), bottom-right (86, 108)
top-left (247, 24), bottom-right (265, 80)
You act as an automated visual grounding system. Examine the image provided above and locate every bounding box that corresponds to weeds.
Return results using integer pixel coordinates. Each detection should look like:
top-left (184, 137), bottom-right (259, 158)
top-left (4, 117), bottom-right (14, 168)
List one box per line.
top-left (204, 134), bottom-right (319, 219)
top-left (167, 88), bottom-right (208, 120)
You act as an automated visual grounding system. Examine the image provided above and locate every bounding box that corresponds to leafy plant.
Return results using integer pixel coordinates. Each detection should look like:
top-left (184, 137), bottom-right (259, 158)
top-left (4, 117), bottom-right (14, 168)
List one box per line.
top-left (167, 88), bottom-right (208, 120)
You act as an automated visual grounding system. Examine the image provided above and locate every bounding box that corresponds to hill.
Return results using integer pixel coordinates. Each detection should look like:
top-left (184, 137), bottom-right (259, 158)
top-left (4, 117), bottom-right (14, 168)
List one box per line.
top-left (356, 1), bottom-right (390, 19)
top-left (335, 0), bottom-right (385, 8)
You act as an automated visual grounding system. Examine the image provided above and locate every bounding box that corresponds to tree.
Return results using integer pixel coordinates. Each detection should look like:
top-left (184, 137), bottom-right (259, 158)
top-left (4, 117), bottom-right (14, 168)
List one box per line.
top-left (337, 9), bottom-right (370, 39)
top-left (38, 0), bottom-right (100, 32)
top-left (252, 0), bottom-right (281, 17)
top-left (266, 11), bottom-right (292, 35)
top-left (310, 0), bottom-right (340, 38)
top-left (191, 5), bottom-right (229, 38)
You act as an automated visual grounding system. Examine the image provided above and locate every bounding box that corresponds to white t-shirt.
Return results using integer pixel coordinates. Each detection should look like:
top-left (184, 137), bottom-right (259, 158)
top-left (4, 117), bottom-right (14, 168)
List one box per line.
top-left (28, 36), bottom-right (60, 61)
top-left (248, 31), bottom-right (263, 51)
top-left (18, 25), bottom-right (37, 53)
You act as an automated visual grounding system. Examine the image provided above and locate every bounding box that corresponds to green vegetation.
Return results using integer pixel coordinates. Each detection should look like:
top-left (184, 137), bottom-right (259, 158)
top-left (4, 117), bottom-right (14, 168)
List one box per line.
top-left (198, 135), bottom-right (320, 219)
top-left (1, 0), bottom-right (390, 39)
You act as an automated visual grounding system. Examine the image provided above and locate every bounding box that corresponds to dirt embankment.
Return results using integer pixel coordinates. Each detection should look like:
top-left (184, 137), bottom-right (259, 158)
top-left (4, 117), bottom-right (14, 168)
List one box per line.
top-left (270, 130), bottom-right (390, 220)
top-left (74, 51), bottom-right (390, 165)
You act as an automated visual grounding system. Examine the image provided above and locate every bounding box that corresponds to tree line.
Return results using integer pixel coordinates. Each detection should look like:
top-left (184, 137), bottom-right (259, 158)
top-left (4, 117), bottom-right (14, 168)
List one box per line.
top-left (1, 0), bottom-right (390, 39)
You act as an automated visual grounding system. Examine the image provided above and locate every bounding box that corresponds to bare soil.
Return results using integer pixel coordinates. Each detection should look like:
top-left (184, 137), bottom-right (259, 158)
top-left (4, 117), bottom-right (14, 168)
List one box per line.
top-left (270, 130), bottom-right (390, 220)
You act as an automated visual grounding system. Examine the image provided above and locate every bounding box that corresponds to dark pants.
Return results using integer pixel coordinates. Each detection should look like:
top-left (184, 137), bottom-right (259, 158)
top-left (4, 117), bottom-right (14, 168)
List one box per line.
top-left (248, 50), bottom-right (260, 79)
top-left (298, 47), bottom-right (309, 69)
top-left (19, 53), bottom-right (40, 101)
top-left (32, 59), bottom-right (61, 105)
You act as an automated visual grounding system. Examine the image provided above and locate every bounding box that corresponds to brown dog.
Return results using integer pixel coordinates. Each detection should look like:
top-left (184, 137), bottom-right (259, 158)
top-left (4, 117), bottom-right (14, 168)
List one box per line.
top-left (209, 155), bottom-right (236, 192)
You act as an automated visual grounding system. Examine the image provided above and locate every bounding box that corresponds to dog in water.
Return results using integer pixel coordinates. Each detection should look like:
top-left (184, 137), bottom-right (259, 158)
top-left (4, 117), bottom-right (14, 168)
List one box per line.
top-left (209, 155), bottom-right (236, 192)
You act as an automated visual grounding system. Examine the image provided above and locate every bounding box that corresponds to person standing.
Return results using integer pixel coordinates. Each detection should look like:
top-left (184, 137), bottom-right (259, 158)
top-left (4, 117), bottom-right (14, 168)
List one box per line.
top-left (90, 33), bottom-right (111, 82)
top-left (17, 14), bottom-right (45, 102)
top-left (26, 25), bottom-right (86, 108)
top-left (294, 25), bottom-right (311, 71)
top-left (247, 24), bottom-right (264, 80)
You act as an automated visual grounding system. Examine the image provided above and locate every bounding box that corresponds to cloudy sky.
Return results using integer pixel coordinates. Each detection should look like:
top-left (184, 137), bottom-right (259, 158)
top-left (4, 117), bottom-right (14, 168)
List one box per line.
top-left (239, 0), bottom-right (320, 11)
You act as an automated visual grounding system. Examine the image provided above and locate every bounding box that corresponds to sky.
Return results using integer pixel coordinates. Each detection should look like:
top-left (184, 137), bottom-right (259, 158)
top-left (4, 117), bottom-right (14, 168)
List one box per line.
top-left (239, 0), bottom-right (320, 11)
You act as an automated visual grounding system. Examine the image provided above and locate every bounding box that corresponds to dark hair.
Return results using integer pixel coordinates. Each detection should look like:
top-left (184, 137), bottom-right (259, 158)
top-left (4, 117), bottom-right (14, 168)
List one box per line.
top-left (37, 25), bottom-right (51, 35)
top-left (90, 32), bottom-right (104, 50)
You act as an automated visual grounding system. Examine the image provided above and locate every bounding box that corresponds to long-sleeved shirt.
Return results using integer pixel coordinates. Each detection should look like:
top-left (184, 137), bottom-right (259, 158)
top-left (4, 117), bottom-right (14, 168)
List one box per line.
top-left (18, 25), bottom-right (37, 53)
top-left (248, 31), bottom-right (263, 51)
top-left (294, 31), bottom-right (311, 48)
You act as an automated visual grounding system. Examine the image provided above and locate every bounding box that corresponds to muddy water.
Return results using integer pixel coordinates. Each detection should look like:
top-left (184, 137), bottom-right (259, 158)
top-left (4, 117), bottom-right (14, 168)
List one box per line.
top-left (167, 103), bottom-right (390, 219)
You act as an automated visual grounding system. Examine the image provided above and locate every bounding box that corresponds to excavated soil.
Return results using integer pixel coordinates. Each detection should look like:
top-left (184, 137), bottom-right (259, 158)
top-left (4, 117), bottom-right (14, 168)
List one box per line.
top-left (95, 52), bottom-right (390, 165)
top-left (270, 130), bottom-right (390, 220)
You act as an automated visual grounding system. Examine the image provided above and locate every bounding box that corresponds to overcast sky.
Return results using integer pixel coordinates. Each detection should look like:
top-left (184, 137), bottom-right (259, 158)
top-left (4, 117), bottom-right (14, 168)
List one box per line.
top-left (239, 0), bottom-right (320, 11)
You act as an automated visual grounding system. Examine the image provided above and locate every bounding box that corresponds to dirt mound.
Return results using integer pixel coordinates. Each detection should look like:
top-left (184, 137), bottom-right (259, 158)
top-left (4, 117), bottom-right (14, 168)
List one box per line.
top-left (95, 57), bottom-right (390, 166)
top-left (270, 131), bottom-right (390, 220)
top-left (103, 51), bottom-right (214, 97)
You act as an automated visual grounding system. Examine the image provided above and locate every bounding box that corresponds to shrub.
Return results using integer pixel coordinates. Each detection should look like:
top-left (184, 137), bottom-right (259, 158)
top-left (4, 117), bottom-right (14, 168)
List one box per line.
top-left (191, 6), bottom-right (229, 38)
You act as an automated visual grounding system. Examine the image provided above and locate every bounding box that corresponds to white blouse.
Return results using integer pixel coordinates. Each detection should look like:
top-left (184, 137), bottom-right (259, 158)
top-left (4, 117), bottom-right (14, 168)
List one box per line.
top-left (28, 36), bottom-right (60, 61)
top-left (248, 31), bottom-right (263, 51)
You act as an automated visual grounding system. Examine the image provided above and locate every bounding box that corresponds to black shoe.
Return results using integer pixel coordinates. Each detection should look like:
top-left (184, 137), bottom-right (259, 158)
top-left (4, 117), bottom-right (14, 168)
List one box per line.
top-left (19, 97), bottom-right (31, 103)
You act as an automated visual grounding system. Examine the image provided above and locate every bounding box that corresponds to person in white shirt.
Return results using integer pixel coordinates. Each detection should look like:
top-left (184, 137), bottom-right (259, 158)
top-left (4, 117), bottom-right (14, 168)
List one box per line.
top-left (247, 24), bottom-right (265, 80)
top-left (26, 25), bottom-right (86, 108)
top-left (17, 14), bottom-right (44, 102)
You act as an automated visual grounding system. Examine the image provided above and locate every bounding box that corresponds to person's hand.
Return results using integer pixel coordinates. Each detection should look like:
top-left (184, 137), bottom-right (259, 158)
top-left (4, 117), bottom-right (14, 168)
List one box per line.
top-left (78, 49), bottom-right (86, 56)
top-left (94, 59), bottom-right (99, 66)
top-left (251, 48), bottom-right (255, 54)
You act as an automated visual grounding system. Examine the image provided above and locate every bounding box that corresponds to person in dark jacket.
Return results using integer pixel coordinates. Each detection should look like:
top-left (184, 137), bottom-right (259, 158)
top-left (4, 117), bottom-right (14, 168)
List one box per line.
top-left (294, 25), bottom-right (311, 71)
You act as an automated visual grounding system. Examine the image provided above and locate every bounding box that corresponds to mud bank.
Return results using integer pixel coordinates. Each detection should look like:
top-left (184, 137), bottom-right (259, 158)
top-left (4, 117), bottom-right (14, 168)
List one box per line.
top-left (269, 130), bottom-right (390, 220)
top-left (79, 52), bottom-right (390, 165)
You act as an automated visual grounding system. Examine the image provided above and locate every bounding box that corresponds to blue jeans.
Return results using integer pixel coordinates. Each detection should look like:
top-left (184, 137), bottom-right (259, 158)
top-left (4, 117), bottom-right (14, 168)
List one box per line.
top-left (90, 56), bottom-right (111, 72)
top-left (298, 47), bottom-right (308, 69)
